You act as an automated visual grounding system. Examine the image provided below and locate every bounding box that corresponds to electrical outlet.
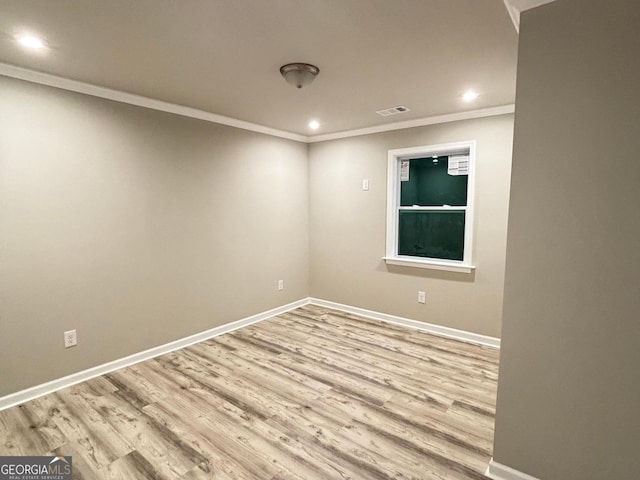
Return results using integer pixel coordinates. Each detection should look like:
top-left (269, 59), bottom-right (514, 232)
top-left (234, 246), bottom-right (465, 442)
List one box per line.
top-left (362, 179), bottom-right (369, 191)
top-left (278, 279), bottom-right (284, 291)
top-left (417, 291), bottom-right (426, 304)
top-left (64, 329), bottom-right (77, 348)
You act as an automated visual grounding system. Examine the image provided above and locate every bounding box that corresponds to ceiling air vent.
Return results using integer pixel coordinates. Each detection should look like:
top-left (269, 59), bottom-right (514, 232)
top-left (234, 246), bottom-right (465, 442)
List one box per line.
top-left (376, 105), bottom-right (411, 117)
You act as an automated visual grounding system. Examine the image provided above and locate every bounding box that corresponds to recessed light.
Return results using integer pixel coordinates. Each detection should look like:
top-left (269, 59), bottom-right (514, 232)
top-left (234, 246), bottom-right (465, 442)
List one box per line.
top-left (462, 90), bottom-right (479, 102)
top-left (15, 34), bottom-right (47, 50)
top-left (309, 120), bottom-right (320, 130)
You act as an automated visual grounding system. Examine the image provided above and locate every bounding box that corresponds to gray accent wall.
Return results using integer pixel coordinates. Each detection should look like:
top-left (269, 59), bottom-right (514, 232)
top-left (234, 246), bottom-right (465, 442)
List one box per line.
top-left (309, 116), bottom-right (514, 338)
top-left (0, 76), bottom-right (309, 396)
top-left (493, 0), bottom-right (640, 478)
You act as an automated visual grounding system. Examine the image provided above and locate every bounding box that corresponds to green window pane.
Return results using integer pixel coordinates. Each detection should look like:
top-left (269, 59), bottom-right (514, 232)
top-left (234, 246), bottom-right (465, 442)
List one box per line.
top-left (398, 210), bottom-right (465, 261)
top-left (400, 157), bottom-right (468, 207)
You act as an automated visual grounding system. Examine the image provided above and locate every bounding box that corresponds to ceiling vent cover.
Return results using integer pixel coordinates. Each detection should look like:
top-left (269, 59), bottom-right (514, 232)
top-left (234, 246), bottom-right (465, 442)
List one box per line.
top-left (376, 105), bottom-right (411, 117)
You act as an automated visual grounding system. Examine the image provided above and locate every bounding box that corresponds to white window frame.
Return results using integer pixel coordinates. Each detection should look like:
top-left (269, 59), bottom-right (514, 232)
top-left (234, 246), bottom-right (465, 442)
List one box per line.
top-left (384, 140), bottom-right (476, 273)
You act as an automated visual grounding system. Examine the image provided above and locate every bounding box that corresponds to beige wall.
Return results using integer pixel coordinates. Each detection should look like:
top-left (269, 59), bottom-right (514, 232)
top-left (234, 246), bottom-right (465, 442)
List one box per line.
top-left (0, 76), bottom-right (309, 396)
top-left (309, 115), bottom-right (514, 338)
top-left (0, 75), bottom-right (514, 398)
top-left (493, 1), bottom-right (640, 478)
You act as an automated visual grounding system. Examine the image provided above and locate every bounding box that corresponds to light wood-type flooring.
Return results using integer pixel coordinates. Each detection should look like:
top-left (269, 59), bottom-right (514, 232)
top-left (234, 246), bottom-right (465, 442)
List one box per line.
top-left (0, 305), bottom-right (499, 479)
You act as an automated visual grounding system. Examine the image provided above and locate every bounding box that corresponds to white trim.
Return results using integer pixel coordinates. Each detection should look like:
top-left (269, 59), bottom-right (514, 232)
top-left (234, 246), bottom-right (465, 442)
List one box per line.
top-left (0, 298), bottom-right (308, 411)
top-left (1, 63), bottom-right (514, 144)
top-left (385, 140), bottom-right (476, 271)
top-left (486, 459), bottom-right (541, 480)
top-left (399, 206), bottom-right (467, 211)
top-left (0, 297), bottom-right (500, 410)
top-left (386, 150), bottom-right (400, 259)
top-left (465, 141), bottom-right (476, 265)
top-left (503, 0), bottom-right (559, 32)
top-left (308, 105), bottom-right (515, 143)
top-left (0, 62), bottom-right (308, 143)
top-left (382, 256), bottom-right (475, 274)
top-left (309, 298), bottom-right (500, 348)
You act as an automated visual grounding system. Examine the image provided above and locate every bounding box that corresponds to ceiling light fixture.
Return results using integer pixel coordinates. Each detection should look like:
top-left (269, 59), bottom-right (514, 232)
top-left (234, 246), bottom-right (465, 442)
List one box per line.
top-left (280, 63), bottom-right (320, 89)
top-left (308, 120), bottom-right (320, 130)
top-left (15, 34), bottom-right (47, 50)
top-left (462, 90), bottom-right (479, 102)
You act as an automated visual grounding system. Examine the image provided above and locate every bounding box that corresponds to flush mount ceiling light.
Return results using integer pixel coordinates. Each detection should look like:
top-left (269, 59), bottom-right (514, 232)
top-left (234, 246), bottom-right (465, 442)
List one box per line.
top-left (280, 63), bottom-right (320, 89)
top-left (308, 120), bottom-right (320, 130)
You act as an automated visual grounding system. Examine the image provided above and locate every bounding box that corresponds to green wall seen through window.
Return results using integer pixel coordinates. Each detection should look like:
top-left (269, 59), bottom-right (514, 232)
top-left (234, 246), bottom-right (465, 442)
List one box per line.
top-left (398, 210), bottom-right (465, 261)
top-left (400, 156), bottom-right (467, 207)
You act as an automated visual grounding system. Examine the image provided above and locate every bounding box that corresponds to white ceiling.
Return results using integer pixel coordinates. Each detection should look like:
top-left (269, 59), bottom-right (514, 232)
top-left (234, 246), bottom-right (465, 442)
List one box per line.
top-left (0, 0), bottom-right (520, 138)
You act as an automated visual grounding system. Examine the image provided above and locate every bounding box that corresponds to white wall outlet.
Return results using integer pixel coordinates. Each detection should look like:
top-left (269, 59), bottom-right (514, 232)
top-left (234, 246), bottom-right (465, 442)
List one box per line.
top-left (64, 329), bottom-right (77, 348)
top-left (417, 291), bottom-right (426, 304)
top-left (362, 179), bottom-right (369, 191)
top-left (278, 279), bottom-right (284, 291)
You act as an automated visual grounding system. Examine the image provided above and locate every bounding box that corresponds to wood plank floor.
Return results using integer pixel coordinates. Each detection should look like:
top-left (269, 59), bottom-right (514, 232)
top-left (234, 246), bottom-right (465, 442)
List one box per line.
top-left (0, 305), bottom-right (499, 479)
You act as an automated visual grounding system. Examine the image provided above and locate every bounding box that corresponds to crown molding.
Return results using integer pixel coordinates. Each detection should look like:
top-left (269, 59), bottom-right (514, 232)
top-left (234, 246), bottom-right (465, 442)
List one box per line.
top-left (1, 62), bottom-right (514, 144)
top-left (503, 0), bottom-right (558, 32)
top-left (308, 104), bottom-right (515, 143)
top-left (0, 62), bottom-right (308, 143)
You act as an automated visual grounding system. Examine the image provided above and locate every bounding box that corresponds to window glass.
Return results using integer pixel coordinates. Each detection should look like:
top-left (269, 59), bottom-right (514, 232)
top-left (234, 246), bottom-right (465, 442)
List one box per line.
top-left (386, 141), bottom-right (475, 271)
top-left (398, 210), bottom-right (465, 261)
top-left (400, 157), bottom-right (468, 207)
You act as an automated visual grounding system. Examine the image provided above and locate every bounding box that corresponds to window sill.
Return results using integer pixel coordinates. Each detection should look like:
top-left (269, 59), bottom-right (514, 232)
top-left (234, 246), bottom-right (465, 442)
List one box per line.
top-left (383, 256), bottom-right (475, 273)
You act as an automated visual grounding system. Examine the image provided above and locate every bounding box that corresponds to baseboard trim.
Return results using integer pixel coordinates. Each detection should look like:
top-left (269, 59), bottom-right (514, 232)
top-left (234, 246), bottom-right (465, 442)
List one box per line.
top-left (485, 459), bottom-right (541, 480)
top-left (308, 298), bottom-right (500, 348)
top-left (0, 296), bottom-right (500, 410)
top-left (0, 298), bottom-right (309, 411)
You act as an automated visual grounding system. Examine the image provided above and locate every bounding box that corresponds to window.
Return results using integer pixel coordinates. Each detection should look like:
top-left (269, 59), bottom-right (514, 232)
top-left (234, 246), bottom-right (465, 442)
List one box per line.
top-left (385, 141), bottom-right (476, 273)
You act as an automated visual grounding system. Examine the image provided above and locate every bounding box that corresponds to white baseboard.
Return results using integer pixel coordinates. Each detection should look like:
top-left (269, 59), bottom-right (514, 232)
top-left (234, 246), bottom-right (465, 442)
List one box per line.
top-left (0, 298), bottom-right (309, 411)
top-left (308, 298), bottom-right (500, 348)
top-left (1, 296), bottom-right (500, 411)
top-left (486, 459), bottom-right (541, 480)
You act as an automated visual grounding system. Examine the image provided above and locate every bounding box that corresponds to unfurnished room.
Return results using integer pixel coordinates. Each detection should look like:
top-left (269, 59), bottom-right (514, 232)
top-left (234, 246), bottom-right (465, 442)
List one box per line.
top-left (0, 1), bottom-right (638, 479)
